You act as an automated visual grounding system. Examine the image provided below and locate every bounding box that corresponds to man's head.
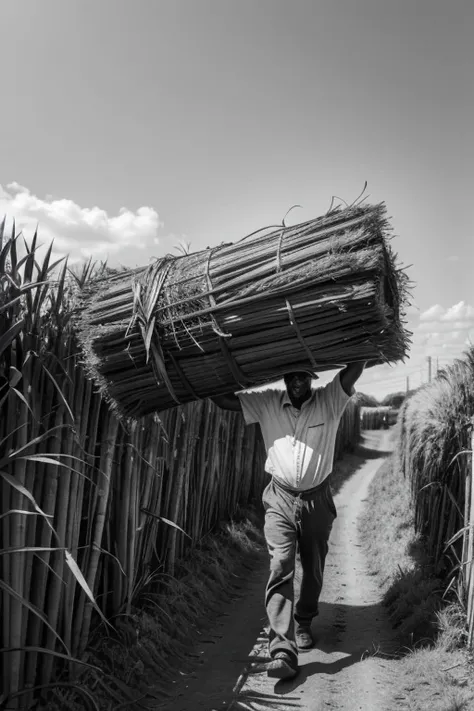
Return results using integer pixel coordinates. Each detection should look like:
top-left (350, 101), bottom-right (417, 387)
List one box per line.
top-left (283, 370), bottom-right (314, 404)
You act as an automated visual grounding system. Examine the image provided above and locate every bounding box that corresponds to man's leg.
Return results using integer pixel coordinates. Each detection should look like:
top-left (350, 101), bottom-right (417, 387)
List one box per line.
top-left (263, 481), bottom-right (298, 664)
top-left (294, 483), bottom-right (336, 634)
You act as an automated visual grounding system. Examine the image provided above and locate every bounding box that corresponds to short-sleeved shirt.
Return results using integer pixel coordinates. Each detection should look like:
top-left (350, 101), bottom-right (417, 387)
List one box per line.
top-left (238, 373), bottom-right (353, 490)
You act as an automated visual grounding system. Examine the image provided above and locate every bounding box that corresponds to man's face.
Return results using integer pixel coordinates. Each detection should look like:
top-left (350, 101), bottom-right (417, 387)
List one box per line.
top-left (284, 372), bottom-right (312, 401)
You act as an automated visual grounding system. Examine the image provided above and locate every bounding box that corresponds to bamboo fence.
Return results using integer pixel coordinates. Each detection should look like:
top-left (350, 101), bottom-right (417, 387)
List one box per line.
top-left (75, 202), bottom-right (411, 418)
top-left (396, 349), bottom-right (474, 644)
top-left (0, 224), bottom-right (361, 709)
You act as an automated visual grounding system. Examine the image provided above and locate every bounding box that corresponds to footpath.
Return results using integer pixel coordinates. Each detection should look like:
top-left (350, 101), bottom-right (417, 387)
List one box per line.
top-left (160, 431), bottom-right (399, 711)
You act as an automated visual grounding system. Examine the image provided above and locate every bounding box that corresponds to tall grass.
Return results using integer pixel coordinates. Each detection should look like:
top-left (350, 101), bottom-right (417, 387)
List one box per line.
top-left (396, 347), bottom-right (474, 632)
top-left (0, 222), bottom-right (362, 707)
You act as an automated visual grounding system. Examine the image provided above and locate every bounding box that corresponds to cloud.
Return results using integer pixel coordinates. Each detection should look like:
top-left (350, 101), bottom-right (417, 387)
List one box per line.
top-left (442, 302), bottom-right (474, 322)
top-left (420, 304), bottom-right (445, 322)
top-left (414, 303), bottom-right (474, 353)
top-left (418, 321), bottom-right (473, 335)
top-left (0, 182), bottom-right (163, 267)
top-left (448, 255), bottom-right (460, 262)
top-left (420, 301), bottom-right (474, 323)
top-left (355, 301), bottom-right (474, 400)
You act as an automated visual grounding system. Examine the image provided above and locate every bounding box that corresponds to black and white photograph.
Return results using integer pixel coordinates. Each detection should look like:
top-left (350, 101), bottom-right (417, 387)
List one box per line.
top-left (0, 1), bottom-right (472, 709)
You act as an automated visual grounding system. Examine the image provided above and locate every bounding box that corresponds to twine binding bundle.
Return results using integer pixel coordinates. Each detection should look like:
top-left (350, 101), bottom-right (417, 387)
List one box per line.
top-left (75, 202), bottom-right (411, 417)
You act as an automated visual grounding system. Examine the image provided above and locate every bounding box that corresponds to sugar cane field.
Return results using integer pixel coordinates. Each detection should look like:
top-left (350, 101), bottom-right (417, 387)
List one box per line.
top-left (1, 215), bottom-right (474, 711)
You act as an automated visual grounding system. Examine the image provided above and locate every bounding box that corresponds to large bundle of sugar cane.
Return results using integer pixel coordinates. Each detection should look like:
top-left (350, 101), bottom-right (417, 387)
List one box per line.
top-left (75, 202), bottom-right (411, 417)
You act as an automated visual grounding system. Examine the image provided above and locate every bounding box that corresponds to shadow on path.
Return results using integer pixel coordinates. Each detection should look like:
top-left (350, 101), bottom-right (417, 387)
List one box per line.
top-left (330, 435), bottom-right (391, 496)
top-left (234, 597), bottom-right (398, 706)
top-left (357, 444), bottom-right (392, 459)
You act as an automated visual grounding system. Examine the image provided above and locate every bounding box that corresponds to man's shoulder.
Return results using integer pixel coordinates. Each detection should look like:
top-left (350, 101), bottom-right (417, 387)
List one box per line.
top-left (238, 387), bottom-right (284, 424)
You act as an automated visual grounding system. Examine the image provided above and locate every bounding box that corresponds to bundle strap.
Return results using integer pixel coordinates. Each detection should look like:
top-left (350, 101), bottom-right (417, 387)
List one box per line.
top-left (284, 298), bottom-right (318, 370)
top-left (276, 228), bottom-right (318, 371)
top-left (168, 350), bottom-right (199, 400)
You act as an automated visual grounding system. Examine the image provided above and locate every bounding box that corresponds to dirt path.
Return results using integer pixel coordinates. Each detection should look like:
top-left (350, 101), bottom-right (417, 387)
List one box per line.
top-left (161, 431), bottom-right (399, 711)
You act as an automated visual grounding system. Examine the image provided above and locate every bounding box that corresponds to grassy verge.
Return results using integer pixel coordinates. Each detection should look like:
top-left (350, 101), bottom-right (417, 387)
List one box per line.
top-left (359, 442), bottom-right (474, 711)
top-left (44, 508), bottom-right (266, 711)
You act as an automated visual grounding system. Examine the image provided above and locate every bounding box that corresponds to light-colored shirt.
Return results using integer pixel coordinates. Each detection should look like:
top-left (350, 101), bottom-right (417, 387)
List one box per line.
top-left (238, 373), bottom-right (353, 490)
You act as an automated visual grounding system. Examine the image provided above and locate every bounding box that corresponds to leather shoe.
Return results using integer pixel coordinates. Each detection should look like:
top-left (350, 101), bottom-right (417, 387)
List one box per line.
top-left (296, 627), bottom-right (314, 649)
top-left (266, 652), bottom-right (298, 679)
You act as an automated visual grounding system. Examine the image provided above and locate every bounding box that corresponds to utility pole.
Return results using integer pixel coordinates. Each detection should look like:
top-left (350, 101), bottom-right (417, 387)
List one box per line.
top-left (427, 356), bottom-right (432, 383)
top-left (406, 376), bottom-right (410, 393)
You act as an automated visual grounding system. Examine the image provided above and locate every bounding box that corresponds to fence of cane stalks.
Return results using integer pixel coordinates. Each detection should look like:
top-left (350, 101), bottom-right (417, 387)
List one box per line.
top-left (0, 222), bottom-right (361, 709)
top-left (360, 406), bottom-right (397, 430)
top-left (396, 347), bottom-right (474, 643)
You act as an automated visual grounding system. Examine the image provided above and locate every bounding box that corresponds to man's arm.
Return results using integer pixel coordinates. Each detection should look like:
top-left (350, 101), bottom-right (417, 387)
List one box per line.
top-left (339, 361), bottom-right (367, 396)
top-left (210, 393), bottom-right (243, 413)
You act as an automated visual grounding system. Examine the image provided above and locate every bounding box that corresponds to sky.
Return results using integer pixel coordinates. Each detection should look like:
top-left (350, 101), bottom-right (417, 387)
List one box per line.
top-left (0, 0), bottom-right (472, 400)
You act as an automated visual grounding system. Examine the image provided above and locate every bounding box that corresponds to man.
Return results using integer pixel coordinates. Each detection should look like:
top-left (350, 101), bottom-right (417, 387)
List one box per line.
top-left (212, 362), bottom-right (365, 680)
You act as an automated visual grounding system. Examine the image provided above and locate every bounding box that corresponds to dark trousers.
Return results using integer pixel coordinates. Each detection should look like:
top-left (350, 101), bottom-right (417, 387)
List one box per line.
top-left (262, 476), bottom-right (337, 661)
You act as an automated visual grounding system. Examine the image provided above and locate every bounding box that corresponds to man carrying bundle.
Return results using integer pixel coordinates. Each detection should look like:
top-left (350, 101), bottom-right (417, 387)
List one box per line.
top-left (212, 362), bottom-right (365, 680)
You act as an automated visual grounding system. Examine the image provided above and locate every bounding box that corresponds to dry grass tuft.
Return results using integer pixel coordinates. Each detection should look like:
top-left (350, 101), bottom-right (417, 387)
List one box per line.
top-left (391, 647), bottom-right (474, 711)
top-left (359, 457), bottom-right (417, 588)
top-left (436, 603), bottom-right (468, 652)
